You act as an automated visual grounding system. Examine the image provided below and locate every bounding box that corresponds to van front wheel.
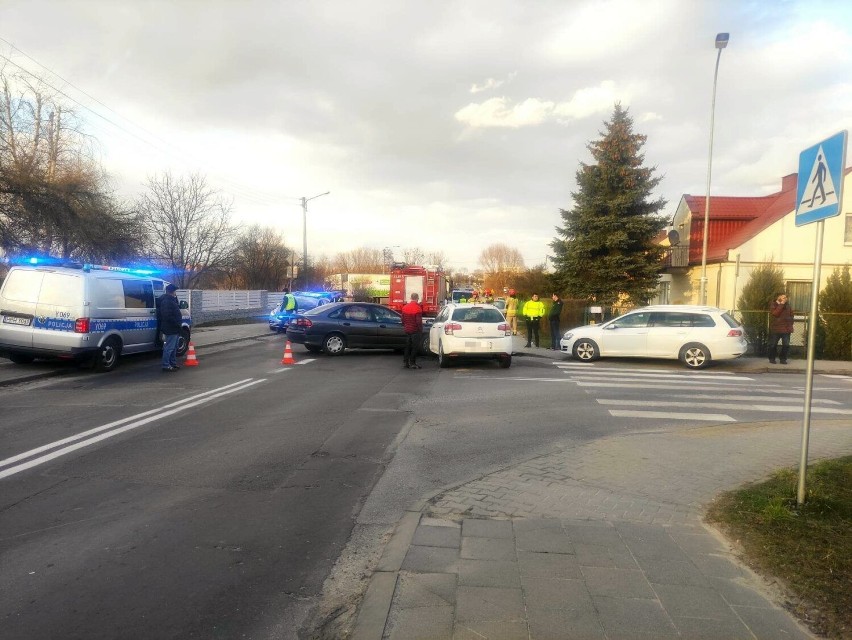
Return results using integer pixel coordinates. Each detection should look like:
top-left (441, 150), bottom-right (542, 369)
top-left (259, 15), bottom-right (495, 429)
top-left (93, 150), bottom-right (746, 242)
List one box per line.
top-left (94, 337), bottom-right (121, 372)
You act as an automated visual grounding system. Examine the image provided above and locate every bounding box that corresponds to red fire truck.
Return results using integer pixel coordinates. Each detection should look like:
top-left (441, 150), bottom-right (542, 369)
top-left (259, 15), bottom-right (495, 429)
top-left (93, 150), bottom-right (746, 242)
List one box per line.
top-left (388, 264), bottom-right (447, 317)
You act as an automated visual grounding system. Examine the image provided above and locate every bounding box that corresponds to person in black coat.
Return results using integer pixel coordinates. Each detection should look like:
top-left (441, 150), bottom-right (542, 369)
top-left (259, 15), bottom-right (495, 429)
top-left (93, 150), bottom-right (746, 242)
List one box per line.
top-left (549, 293), bottom-right (564, 350)
top-left (158, 284), bottom-right (183, 371)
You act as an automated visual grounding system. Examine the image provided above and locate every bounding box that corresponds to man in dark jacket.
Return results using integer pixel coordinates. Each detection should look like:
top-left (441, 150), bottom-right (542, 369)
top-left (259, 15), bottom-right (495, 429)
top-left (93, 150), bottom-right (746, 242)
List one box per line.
top-left (401, 293), bottom-right (423, 369)
top-left (549, 293), bottom-right (564, 350)
top-left (768, 292), bottom-right (794, 364)
top-left (159, 284), bottom-right (183, 372)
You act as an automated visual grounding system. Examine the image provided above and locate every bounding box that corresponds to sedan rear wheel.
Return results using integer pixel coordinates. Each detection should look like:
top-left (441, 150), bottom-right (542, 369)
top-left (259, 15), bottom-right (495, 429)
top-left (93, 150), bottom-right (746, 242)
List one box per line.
top-left (438, 341), bottom-right (450, 368)
top-left (323, 333), bottom-right (346, 356)
top-left (680, 343), bottom-right (711, 369)
top-left (573, 339), bottom-right (599, 362)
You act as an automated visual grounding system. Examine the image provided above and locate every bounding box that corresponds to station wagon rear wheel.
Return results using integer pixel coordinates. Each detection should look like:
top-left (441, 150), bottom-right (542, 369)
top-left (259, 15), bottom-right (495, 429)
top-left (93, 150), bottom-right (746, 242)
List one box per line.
top-left (680, 343), bottom-right (711, 369)
top-left (323, 333), bottom-right (346, 356)
top-left (95, 337), bottom-right (121, 372)
top-left (573, 339), bottom-right (599, 362)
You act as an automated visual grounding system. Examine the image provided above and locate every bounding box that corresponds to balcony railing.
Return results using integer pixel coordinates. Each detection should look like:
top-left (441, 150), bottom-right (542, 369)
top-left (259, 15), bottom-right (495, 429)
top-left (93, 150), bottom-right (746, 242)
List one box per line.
top-left (663, 246), bottom-right (689, 268)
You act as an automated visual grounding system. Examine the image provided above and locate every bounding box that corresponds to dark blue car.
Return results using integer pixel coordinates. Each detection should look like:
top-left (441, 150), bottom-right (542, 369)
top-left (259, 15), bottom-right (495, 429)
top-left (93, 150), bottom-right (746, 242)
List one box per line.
top-left (285, 302), bottom-right (410, 355)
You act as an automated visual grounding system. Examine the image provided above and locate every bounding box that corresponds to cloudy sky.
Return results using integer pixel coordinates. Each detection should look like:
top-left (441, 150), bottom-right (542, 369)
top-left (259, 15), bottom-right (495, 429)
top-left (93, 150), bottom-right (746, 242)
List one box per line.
top-left (2, 0), bottom-right (851, 272)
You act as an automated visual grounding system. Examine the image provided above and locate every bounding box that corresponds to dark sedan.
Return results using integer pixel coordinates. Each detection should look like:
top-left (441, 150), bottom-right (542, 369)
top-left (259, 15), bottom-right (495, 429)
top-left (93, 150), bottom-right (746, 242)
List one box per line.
top-left (285, 302), bottom-right (409, 355)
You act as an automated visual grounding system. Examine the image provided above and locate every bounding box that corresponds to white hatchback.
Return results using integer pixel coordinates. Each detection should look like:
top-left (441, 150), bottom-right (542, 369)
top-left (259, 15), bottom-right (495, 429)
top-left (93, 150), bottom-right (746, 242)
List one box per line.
top-left (429, 303), bottom-right (513, 368)
top-left (559, 305), bottom-right (747, 369)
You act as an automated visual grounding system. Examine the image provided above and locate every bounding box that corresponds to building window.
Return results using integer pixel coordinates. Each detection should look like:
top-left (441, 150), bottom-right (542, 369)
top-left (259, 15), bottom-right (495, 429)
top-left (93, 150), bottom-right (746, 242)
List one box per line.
top-left (786, 281), bottom-right (812, 314)
top-left (845, 212), bottom-right (852, 244)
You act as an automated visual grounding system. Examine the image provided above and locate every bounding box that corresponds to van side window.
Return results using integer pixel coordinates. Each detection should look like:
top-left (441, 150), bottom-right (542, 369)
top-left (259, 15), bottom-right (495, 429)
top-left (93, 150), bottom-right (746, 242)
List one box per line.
top-left (93, 279), bottom-right (125, 309)
top-left (40, 273), bottom-right (84, 307)
top-left (122, 279), bottom-right (154, 309)
top-left (1, 270), bottom-right (44, 304)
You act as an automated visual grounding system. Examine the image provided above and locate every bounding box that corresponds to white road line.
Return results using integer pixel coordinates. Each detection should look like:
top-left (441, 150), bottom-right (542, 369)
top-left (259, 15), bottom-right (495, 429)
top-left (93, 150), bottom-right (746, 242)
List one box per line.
top-left (819, 374), bottom-right (852, 380)
top-left (297, 359), bottom-right (316, 365)
top-left (268, 367), bottom-right (295, 374)
top-left (552, 361), bottom-right (595, 367)
top-left (608, 409), bottom-right (735, 421)
top-left (0, 379), bottom-right (266, 480)
top-left (597, 399), bottom-right (850, 414)
top-left (559, 370), bottom-right (754, 381)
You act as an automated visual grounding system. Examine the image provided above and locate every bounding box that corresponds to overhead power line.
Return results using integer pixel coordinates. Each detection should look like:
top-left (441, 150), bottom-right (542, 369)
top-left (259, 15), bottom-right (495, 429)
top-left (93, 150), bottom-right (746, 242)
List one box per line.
top-left (0, 37), bottom-right (291, 209)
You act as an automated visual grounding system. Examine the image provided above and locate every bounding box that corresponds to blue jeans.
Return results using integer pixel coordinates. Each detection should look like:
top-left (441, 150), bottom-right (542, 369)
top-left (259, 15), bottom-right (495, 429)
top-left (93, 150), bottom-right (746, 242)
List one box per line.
top-left (161, 333), bottom-right (179, 368)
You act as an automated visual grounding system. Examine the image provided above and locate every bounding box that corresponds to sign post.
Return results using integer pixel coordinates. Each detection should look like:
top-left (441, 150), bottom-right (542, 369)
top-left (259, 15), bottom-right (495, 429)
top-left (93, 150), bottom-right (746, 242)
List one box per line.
top-left (793, 130), bottom-right (847, 506)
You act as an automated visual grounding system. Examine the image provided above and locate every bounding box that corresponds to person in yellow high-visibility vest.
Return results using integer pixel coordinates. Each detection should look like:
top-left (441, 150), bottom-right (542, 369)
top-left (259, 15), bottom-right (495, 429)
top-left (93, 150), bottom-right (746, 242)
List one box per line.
top-left (522, 293), bottom-right (545, 348)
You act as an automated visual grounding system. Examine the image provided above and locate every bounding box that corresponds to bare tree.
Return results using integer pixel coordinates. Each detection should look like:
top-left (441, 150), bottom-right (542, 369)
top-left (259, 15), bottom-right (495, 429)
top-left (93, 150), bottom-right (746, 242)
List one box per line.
top-left (231, 225), bottom-right (292, 290)
top-left (426, 250), bottom-right (447, 269)
top-left (0, 68), bottom-right (140, 260)
top-left (332, 247), bottom-right (385, 273)
top-left (478, 243), bottom-right (525, 274)
top-left (402, 246), bottom-right (425, 265)
top-left (137, 172), bottom-right (235, 289)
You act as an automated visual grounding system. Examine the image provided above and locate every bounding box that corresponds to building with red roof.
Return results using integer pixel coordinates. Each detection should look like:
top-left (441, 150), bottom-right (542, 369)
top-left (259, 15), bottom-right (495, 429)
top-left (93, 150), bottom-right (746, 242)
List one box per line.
top-left (657, 169), bottom-right (852, 312)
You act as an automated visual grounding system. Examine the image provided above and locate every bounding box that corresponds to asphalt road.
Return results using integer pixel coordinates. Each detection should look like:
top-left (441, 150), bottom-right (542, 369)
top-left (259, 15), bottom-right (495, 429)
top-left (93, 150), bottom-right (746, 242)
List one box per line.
top-left (2, 338), bottom-right (850, 639)
top-left (0, 339), bottom-right (419, 640)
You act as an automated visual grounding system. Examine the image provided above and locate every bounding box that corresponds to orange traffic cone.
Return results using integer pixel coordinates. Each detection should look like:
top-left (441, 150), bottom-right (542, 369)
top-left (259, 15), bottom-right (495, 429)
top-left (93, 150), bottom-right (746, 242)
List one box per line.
top-left (184, 342), bottom-right (199, 367)
top-left (281, 341), bottom-right (296, 365)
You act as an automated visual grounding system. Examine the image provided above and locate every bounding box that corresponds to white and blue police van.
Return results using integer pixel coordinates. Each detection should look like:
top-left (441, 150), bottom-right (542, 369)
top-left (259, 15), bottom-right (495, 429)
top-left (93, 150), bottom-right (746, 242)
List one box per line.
top-left (0, 260), bottom-right (191, 371)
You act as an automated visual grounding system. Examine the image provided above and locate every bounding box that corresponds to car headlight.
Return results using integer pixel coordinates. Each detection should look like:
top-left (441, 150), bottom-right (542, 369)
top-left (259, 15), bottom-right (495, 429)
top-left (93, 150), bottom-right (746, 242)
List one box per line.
top-left (562, 332), bottom-right (573, 341)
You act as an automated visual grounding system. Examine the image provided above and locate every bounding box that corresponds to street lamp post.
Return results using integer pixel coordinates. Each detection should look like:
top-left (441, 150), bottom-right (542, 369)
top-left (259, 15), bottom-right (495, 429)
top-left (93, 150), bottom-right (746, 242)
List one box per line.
top-left (301, 191), bottom-right (330, 288)
top-left (699, 32), bottom-right (729, 306)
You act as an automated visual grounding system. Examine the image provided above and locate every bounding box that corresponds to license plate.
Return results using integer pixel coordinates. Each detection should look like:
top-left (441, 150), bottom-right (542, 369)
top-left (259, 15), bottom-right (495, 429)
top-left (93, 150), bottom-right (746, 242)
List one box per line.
top-left (465, 340), bottom-right (492, 349)
top-left (2, 315), bottom-right (32, 326)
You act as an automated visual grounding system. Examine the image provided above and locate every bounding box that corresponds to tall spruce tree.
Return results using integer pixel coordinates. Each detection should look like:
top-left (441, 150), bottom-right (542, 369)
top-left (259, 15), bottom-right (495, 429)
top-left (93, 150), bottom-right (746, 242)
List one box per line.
top-left (551, 104), bottom-right (666, 306)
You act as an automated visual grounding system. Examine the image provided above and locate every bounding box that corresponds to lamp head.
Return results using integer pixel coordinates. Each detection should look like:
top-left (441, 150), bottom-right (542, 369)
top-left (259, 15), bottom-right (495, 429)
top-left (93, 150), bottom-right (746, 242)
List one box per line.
top-left (715, 33), bottom-right (729, 49)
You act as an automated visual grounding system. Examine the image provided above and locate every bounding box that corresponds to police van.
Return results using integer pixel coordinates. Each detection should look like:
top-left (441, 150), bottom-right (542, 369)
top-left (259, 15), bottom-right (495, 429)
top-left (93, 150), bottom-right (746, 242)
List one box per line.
top-left (0, 260), bottom-right (191, 371)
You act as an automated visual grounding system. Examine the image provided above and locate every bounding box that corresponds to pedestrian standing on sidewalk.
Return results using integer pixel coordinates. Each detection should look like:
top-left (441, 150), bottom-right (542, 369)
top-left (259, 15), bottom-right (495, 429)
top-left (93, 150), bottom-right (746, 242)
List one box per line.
top-left (159, 284), bottom-right (182, 372)
top-left (768, 292), bottom-right (794, 364)
top-left (401, 293), bottom-right (423, 369)
top-left (522, 293), bottom-right (545, 348)
top-left (548, 293), bottom-right (564, 350)
top-left (505, 289), bottom-right (519, 335)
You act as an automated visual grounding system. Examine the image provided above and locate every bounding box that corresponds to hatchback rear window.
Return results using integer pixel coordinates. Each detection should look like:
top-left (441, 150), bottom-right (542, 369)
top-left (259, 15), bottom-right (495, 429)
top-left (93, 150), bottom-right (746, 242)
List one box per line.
top-left (451, 308), bottom-right (505, 323)
top-left (720, 312), bottom-right (741, 328)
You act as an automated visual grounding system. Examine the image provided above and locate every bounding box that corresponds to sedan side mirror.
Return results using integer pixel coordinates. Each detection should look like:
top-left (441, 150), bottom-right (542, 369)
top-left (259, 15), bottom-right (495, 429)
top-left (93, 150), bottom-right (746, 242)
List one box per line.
top-left (179, 300), bottom-right (189, 310)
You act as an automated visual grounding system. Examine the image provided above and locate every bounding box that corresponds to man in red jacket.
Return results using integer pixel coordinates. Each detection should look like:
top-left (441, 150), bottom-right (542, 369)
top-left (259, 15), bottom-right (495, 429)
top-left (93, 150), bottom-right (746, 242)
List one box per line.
top-left (401, 293), bottom-right (423, 369)
top-left (768, 292), bottom-right (794, 364)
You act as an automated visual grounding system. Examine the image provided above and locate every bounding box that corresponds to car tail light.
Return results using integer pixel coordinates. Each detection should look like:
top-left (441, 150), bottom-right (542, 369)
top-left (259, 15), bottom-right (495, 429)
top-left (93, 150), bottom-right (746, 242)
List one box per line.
top-left (497, 322), bottom-right (511, 336)
top-left (444, 322), bottom-right (462, 335)
top-left (294, 318), bottom-right (312, 328)
top-left (727, 328), bottom-right (743, 337)
top-left (75, 317), bottom-right (90, 333)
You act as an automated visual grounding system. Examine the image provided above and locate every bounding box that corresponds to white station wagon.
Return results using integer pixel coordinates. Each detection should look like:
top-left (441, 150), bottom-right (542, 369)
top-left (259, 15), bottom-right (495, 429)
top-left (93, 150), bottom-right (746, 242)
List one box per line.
top-left (559, 305), bottom-right (747, 369)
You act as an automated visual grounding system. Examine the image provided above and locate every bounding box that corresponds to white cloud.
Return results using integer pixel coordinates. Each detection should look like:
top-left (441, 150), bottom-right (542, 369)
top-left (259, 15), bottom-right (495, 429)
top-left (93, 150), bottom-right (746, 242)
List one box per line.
top-left (470, 72), bottom-right (517, 94)
top-left (455, 81), bottom-right (623, 129)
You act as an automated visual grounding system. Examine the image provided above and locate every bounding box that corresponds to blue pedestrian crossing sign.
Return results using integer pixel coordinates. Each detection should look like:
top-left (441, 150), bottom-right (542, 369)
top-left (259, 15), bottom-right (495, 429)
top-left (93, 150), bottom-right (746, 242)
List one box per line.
top-left (796, 130), bottom-right (847, 226)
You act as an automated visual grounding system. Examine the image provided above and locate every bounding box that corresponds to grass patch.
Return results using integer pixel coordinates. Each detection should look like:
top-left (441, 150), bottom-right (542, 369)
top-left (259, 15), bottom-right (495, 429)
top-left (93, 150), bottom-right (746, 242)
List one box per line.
top-left (706, 456), bottom-right (852, 639)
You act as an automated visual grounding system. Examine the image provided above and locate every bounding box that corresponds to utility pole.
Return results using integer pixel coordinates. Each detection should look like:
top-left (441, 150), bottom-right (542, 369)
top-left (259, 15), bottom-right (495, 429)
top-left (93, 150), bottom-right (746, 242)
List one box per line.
top-left (301, 191), bottom-right (330, 289)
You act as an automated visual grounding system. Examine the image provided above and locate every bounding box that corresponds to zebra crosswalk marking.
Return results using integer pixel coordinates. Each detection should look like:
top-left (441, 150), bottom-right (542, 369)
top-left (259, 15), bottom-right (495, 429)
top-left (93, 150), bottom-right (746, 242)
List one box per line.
top-left (608, 410), bottom-right (735, 421)
top-left (571, 378), bottom-right (780, 388)
top-left (560, 370), bottom-right (755, 381)
top-left (597, 399), bottom-right (849, 415)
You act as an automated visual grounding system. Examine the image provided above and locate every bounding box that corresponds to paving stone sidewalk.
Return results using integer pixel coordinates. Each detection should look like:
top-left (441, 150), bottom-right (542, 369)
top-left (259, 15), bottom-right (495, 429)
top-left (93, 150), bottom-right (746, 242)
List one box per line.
top-left (353, 419), bottom-right (852, 639)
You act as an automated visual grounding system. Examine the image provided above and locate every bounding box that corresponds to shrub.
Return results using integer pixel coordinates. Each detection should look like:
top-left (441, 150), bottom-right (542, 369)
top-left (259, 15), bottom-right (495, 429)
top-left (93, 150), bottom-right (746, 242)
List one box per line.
top-left (737, 262), bottom-right (785, 356)
top-left (819, 265), bottom-right (852, 361)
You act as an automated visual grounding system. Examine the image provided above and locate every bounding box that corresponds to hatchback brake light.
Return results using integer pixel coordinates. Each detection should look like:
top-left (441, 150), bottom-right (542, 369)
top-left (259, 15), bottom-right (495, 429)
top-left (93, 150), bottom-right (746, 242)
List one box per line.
top-left (497, 322), bottom-right (511, 336)
top-left (444, 322), bottom-right (462, 335)
top-left (75, 317), bottom-right (90, 333)
top-left (727, 328), bottom-right (743, 337)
